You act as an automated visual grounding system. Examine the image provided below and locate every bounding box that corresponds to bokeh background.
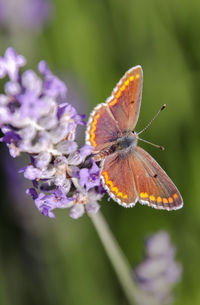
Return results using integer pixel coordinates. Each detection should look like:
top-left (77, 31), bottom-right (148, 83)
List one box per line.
top-left (0, 0), bottom-right (199, 304)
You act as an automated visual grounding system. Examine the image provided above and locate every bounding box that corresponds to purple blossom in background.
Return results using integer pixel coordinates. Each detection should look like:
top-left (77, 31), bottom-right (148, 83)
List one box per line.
top-left (0, 47), bottom-right (104, 219)
top-left (0, 0), bottom-right (51, 30)
top-left (133, 231), bottom-right (182, 305)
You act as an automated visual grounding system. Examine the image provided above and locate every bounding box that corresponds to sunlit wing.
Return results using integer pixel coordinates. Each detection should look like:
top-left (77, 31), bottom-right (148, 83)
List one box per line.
top-left (107, 65), bottom-right (143, 131)
top-left (130, 147), bottom-right (183, 210)
top-left (86, 66), bottom-right (143, 152)
top-left (101, 152), bottom-right (138, 206)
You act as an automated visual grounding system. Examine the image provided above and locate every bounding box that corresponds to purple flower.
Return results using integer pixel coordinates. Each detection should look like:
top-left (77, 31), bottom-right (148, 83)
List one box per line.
top-left (23, 165), bottom-right (42, 180)
top-left (133, 231), bottom-right (182, 304)
top-left (39, 61), bottom-right (67, 99)
top-left (0, 0), bottom-right (52, 30)
top-left (69, 204), bottom-right (85, 219)
top-left (79, 144), bottom-right (93, 158)
top-left (0, 48), bottom-right (26, 81)
top-left (79, 160), bottom-right (101, 191)
top-left (35, 193), bottom-right (57, 218)
top-left (26, 187), bottom-right (38, 200)
top-left (69, 190), bottom-right (101, 219)
top-left (0, 47), bottom-right (103, 219)
top-left (1, 130), bottom-right (21, 144)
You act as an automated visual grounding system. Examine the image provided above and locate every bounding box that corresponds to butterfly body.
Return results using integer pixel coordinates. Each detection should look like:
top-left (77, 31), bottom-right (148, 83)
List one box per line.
top-left (93, 131), bottom-right (138, 161)
top-left (86, 66), bottom-right (183, 211)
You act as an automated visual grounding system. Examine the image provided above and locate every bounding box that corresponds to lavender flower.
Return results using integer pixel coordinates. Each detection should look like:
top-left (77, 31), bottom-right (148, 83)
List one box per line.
top-left (133, 231), bottom-right (182, 305)
top-left (0, 0), bottom-right (51, 30)
top-left (0, 47), bottom-right (104, 219)
top-left (79, 160), bottom-right (101, 191)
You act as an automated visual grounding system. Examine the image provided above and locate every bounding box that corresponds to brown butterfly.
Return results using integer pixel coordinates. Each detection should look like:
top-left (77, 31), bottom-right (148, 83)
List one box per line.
top-left (85, 66), bottom-right (183, 210)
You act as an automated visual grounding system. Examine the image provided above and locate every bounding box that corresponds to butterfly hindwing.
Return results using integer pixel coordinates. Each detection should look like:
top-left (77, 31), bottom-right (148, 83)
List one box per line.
top-left (101, 152), bottom-right (138, 206)
top-left (130, 147), bottom-right (183, 210)
top-left (101, 147), bottom-right (183, 210)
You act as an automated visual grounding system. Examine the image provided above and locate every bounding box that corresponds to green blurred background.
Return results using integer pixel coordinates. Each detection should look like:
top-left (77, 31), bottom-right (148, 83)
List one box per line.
top-left (0, 0), bottom-right (199, 304)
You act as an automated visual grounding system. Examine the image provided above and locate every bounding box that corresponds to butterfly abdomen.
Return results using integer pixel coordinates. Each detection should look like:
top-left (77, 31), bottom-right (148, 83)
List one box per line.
top-left (93, 145), bottom-right (117, 161)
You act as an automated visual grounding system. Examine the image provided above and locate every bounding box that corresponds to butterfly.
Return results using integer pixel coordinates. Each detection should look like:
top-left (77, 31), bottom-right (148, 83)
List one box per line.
top-left (85, 66), bottom-right (183, 210)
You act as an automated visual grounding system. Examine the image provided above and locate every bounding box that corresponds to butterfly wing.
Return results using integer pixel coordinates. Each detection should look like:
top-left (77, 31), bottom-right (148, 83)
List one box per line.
top-left (107, 65), bottom-right (143, 131)
top-left (86, 103), bottom-right (120, 152)
top-left (86, 66), bottom-right (143, 152)
top-left (130, 147), bottom-right (183, 210)
top-left (101, 152), bottom-right (138, 206)
top-left (101, 147), bottom-right (183, 210)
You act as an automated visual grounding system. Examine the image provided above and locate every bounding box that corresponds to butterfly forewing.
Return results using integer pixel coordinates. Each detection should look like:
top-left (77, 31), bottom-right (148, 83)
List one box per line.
top-left (86, 66), bottom-right (143, 152)
top-left (107, 66), bottom-right (143, 131)
top-left (86, 103), bottom-right (120, 152)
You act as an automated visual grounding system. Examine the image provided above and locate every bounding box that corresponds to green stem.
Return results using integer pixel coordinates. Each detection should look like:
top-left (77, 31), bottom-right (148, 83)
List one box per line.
top-left (90, 211), bottom-right (159, 305)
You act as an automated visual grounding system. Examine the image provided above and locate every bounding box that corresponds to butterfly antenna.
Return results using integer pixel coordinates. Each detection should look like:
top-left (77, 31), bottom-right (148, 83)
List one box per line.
top-left (137, 104), bottom-right (166, 135)
top-left (137, 137), bottom-right (165, 151)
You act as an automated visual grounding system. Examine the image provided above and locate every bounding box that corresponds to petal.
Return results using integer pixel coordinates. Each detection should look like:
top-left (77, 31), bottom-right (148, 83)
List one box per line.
top-left (69, 204), bottom-right (84, 219)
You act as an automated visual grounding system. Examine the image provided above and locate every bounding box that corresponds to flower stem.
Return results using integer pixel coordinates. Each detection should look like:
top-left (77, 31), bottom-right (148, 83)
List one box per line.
top-left (90, 211), bottom-right (159, 305)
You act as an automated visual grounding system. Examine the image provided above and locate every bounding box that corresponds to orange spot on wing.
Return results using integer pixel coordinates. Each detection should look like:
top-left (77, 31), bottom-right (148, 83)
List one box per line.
top-left (149, 195), bottom-right (155, 201)
top-left (120, 85), bottom-right (126, 91)
top-left (89, 113), bottom-right (100, 147)
top-left (140, 192), bottom-right (148, 199)
top-left (111, 186), bottom-right (119, 193)
top-left (163, 198), bottom-right (168, 204)
top-left (157, 196), bottom-right (162, 203)
top-left (125, 80), bottom-right (129, 86)
top-left (136, 74), bottom-right (140, 79)
top-left (115, 91), bottom-right (121, 99)
top-left (109, 75), bottom-right (135, 108)
top-left (107, 180), bottom-right (113, 187)
top-left (102, 171), bottom-right (108, 180)
top-left (109, 99), bottom-right (117, 106)
top-left (168, 197), bottom-right (173, 203)
top-left (102, 171), bottom-right (127, 200)
top-left (173, 193), bottom-right (178, 199)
